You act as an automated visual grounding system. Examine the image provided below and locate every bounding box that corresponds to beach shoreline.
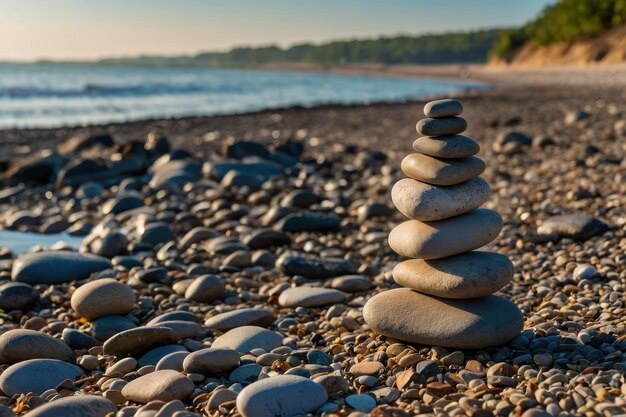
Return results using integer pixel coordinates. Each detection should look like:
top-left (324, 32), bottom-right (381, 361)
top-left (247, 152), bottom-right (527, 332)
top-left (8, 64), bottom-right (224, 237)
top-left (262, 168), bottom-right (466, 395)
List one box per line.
top-left (0, 75), bottom-right (622, 159)
top-left (255, 61), bottom-right (626, 86)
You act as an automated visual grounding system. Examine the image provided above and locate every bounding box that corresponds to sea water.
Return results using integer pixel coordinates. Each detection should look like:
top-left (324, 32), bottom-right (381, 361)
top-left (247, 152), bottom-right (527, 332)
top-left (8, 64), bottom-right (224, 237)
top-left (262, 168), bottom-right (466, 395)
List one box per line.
top-left (0, 230), bottom-right (84, 255)
top-left (0, 64), bottom-right (486, 129)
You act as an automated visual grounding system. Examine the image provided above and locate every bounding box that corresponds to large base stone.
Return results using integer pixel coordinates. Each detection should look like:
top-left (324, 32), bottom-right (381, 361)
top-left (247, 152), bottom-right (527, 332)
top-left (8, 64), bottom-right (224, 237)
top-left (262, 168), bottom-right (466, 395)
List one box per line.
top-left (363, 288), bottom-right (523, 349)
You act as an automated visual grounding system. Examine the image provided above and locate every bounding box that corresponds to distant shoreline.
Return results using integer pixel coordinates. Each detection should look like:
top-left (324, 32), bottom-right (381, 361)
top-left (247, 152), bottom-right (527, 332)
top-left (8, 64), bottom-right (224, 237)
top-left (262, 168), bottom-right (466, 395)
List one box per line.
top-left (4, 60), bottom-right (626, 86)
top-left (255, 62), bottom-right (626, 86)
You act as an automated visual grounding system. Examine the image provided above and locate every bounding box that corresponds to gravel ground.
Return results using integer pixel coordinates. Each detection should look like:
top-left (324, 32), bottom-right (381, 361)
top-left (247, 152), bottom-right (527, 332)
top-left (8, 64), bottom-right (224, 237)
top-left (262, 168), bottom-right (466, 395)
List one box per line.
top-left (0, 82), bottom-right (623, 416)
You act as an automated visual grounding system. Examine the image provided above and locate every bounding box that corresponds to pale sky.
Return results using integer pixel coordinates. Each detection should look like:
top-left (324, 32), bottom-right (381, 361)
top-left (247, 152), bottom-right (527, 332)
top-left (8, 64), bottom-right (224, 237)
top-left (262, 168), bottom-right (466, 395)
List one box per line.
top-left (0, 0), bottom-right (554, 61)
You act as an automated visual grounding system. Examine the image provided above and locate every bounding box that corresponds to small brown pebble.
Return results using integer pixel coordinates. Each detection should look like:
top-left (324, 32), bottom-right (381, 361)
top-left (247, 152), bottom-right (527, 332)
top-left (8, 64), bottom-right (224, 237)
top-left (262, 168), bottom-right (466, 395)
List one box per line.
top-left (442, 351), bottom-right (465, 366)
top-left (397, 353), bottom-right (422, 368)
top-left (23, 317), bottom-right (46, 330)
top-left (104, 389), bottom-right (127, 405)
top-left (395, 370), bottom-right (415, 390)
top-left (465, 360), bottom-right (484, 373)
top-left (426, 382), bottom-right (455, 397)
top-left (78, 355), bottom-right (100, 371)
top-left (350, 361), bottom-right (384, 376)
top-left (486, 362), bottom-right (515, 377)
top-left (371, 405), bottom-right (413, 417)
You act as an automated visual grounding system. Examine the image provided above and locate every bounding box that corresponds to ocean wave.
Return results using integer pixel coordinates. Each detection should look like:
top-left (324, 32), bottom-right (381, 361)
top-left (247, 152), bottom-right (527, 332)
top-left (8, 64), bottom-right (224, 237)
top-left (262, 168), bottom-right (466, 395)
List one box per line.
top-left (0, 82), bottom-right (248, 99)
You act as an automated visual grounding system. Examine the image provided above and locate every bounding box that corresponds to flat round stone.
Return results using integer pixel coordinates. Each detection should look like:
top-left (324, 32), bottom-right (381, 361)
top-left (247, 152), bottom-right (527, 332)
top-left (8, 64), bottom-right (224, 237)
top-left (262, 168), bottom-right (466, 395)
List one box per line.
top-left (392, 177), bottom-right (490, 221)
top-left (121, 369), bottom-right (194, 403)
top-left (184, 274), bottom-right (225, 303)
top-left (12, 251), bottom-right (111, 285)
top-left (537, 214), bottom-right (608, 241)
top-left (0, 282), bottom-right (39, 311)
top-left (412, 135), bottom-right (479, 158)
top-left (229, 363), bottom-right (262, 383)
top-left (389, 209), bottom-right (503, 259)
top-left (25, 396), bottom-right (117, 417)
top-left (204, 308), bottom-right (275, 331)
top-left (328, 275), bottom-right (372, 292)
top-left (236, 375), bottom-right (328, 417)
top-left (183, 347), bottom-right (240, 375)
top-left (345, 393), bottom-right (377, 412)
top-left (103, 326), bottom-right (175, 357)
top-left (363, 288), bottom-right (523, 349)
top-left (138, 344), bottom-right (188, 367)
top-left (349, 361), bottom-right (384, 376)
top-left (416, 117), bottom-right (467, 136)
top-left (71, 278), bottom-right (135, 320)
top-left (156, 351), bottom-right (190, 371)
top-left (207, 388), bottom-right (238, 410)
top-left (0, 359), bottom-right (82, 396)
top-left (0, 329), bottom-right (75, 363)
top-left (401, 153), bottom-right (485, 186)
top-left (278, 287), bottom-right (346, 308)
top-left (393, 251), bottom-right (514, 298)
top-left (92, 315), bottom-right (136, 341)
top-left (147, 311), bottom-right (198, 325)
top-left (154, 321), bottom-right (202, 340)
top-left (424, 99), bottom-right (463, 117)
top-left (212, 326), bottom-right (283, 353)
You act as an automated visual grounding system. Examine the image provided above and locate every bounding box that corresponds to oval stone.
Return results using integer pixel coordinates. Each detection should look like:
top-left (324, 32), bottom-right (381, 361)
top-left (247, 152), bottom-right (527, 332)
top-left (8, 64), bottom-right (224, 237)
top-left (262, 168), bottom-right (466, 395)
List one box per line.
top-left (0, 329), bottom-right (75, 363)
top-left (0, 282), bottom-right (39, 311)
top-left (147, 311), bottom-right (198, 325)
top-left (388, 209), bottom-right (503, 259)
top-left (401, 153), bottom-right (485, 186)
top-left (204, 308), bottom-right (275, 331)
top-left (212, 326), bottom-right (282, 353)
top-left (391, 177), bottom-right (490, 221)
top-left (71, 278), bottom-right (135, 320)
top-left (12, 251), bottom-right (111, 285)
top-left (183, 348), bottom-right (240, 375)
top-left (179, 227), bottom-right (219, 251)
top-left (393, 251), bottom-right (514, 298)
top-left (138, 344), bottom-right (188, 367)
top-left (278, 287), bottom-right (346, 308)
top-left (103, 326), bottom-right (175, 357)
top-left (328, 275), bottom-right (372, 292)
top-left (412, 135), bottom-right (479, 158)
top-left (0, 359), bottom-right (82, 396)
top-left (363, 288), bottom-right (523, 349)
top-left (423, 99), bottom-right (463, 117)
top-left (184, 274), bottom-right (225, 303)
top-left (153, 320), bottom-right (202, 340)
top-left (416, 117), bottom-right (467, 136)
top-left (25, 396), bottom-right (117, 417)
top-left (537, 214), bottom-right (609, 241)
top-left (92, 315), bottom-right (136, 341)
top-left (156, 351), bottom-right (190, 371)
top-left (121, 369), bottom-right (194, 403)
top-left (236, 375), bottom-right (328, 417)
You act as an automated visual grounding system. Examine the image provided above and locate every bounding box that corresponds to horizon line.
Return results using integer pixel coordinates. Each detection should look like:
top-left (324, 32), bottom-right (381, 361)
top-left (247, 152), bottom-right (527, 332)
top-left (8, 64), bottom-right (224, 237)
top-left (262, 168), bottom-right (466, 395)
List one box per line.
top-left (0, 25), bottom-right (511, 64)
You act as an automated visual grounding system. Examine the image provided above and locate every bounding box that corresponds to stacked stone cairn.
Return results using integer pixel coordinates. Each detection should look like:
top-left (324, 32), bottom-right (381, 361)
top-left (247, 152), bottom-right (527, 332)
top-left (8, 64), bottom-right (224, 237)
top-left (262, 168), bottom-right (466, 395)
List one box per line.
top-left (364, 99), bottom-right (523, 349)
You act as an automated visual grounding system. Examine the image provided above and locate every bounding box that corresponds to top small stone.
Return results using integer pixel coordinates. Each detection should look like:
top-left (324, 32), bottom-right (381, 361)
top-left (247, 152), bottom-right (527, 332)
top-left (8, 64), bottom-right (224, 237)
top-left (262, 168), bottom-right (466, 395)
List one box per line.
top-left (424, 99), bottom-right (463, 118)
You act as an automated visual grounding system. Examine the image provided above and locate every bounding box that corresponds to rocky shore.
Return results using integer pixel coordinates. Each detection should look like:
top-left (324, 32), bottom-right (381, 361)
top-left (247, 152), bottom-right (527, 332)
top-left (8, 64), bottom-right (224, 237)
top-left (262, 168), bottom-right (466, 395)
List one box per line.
top-left (0, 81), bottom-right (623, 416)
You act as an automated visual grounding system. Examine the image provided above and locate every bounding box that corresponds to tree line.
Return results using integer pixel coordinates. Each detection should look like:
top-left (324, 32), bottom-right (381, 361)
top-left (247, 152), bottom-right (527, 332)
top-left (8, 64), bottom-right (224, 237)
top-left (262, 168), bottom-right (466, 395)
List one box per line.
top-left (491, 0), bottom-right (626, 59)
top-left (48, 0), bottom-right (626, 68)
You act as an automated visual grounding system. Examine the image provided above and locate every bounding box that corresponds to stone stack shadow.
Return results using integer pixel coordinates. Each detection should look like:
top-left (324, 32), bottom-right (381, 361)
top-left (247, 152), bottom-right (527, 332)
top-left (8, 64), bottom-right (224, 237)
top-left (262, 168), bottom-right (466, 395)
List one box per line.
top-left (364, 99), bottom-right (523, 350)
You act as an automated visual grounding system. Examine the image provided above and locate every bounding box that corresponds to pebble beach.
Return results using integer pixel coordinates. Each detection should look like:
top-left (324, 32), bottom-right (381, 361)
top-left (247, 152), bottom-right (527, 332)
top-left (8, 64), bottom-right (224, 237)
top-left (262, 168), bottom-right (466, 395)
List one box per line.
top-left (0, 73), bottom-right (623, 417)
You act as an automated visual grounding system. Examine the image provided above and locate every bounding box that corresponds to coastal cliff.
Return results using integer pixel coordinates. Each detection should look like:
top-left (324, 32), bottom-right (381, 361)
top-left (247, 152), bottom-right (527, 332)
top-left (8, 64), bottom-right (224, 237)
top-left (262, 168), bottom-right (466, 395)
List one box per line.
top-left (491, 25), bottom-right (626, 67)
